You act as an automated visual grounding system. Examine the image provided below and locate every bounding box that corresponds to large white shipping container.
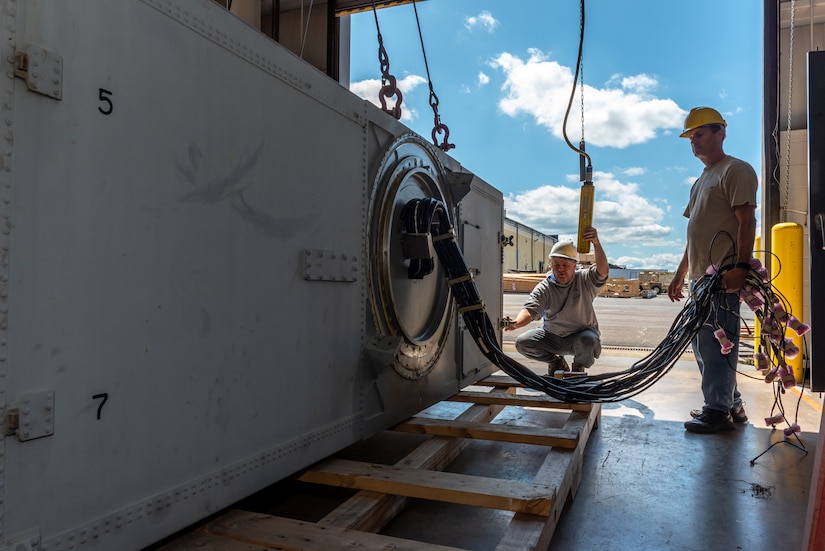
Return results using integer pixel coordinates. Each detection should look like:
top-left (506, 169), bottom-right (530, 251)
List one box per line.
top-left (0, 1), bottom-right (503, 549)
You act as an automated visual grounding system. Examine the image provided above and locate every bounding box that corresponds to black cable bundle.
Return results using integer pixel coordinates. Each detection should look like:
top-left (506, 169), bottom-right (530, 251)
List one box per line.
top-left (402, 197), bottom-right (800, 404)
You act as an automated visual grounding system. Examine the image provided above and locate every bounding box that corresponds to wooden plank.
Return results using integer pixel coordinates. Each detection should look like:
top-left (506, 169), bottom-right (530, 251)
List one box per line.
top-left (470, 374), bottom-right (530, 388)
top-left (298, 458), bottom-right (556, 516)
top-left (318, 401), bottom-right (510, 532)
top-left (392, 416), bottom-right (580, 449)
top-left (497, 403), bottom-right (602, 551)
top-left (469, 374), bottom-right (528, 388)
top-left (155, 530), bottom-right (274, 550)
top-left (200, 510), bottom-right (466, 551)
top-left (449, 389), bottom-right (592, 411)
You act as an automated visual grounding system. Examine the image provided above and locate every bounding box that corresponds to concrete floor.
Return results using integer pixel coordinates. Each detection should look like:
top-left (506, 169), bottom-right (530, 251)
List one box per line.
top-left (502, 293), bottom-right (823, 551)
top-left (524, 349), bottom-right (820, 551)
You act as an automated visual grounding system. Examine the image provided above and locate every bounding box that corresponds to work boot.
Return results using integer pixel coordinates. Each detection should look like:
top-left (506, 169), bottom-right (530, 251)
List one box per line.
top-left (547, 355), bottom-right (569, 375)
top-left (690, 404), bottom-right (748, 423)
top-left (684, 408), bottom-right (736, 433)
top-left (571, 362), bottom-right (587, 373)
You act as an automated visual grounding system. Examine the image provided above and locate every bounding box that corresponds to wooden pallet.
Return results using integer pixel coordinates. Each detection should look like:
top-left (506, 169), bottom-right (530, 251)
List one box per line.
top-left (156, 375), bottom-right (601, 551)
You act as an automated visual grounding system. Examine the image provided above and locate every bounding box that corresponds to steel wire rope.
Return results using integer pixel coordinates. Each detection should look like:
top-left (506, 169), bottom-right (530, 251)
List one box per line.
top-left (299, 0), bottom-right (316, 59)
top-left (412, 1), bottom-right (454, 151)
top-left (784, 0), bottom-right (795, 222)
top-left (371, 1), bottom-right (403, 119)
top-left (561, 0), bottom-right (591, 168)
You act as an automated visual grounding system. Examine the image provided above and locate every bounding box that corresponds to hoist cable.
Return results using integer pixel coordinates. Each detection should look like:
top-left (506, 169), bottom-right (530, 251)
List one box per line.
top-left (299, 0), bottom-right (315, 59)
top-left (412, 1), bottom-right (454, 151)
top-left (561, 0), bottom-right (592, 168)
top-left (783, 0), bottom-right (795, 222)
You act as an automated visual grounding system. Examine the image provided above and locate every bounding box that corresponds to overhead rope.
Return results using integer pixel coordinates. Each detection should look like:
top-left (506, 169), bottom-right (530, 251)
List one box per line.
top-left (299, 0), bottom-right (315, 59)
top-left (371, 1), bottom-right (403, 119)
top-left (412, 1), bottom-right (454, 152)
top-left (783, 0), bottom-right (795, 222)
top-left (562, 0), bottom-right (592, 171)
top-left (560, 0), bottom-right (594, 253)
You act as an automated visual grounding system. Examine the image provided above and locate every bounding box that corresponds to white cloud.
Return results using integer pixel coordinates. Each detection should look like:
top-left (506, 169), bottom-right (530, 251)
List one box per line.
top-left (622, 167), bottom-right (647, 176)
top-left (477, 72), bottom-right (490, 87)
top-left (465, 11), bottom-right (499, 32)
top-left (614, 252), bottom-right (685, 270)
top-left (349, 74), bottom-right (427, 122)
top-left (503, 171), bottom-right (675, 256)
top-left (489, 50), bottom-right (686, 148)
top-left (619, 74), bottom-right (658, 94)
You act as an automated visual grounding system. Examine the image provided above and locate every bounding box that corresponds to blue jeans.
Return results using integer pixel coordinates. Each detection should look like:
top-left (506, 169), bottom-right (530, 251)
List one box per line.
top-left (692, 291), bottom-right (742, 412)
top-left (515, 327), bottom-right (601, 367)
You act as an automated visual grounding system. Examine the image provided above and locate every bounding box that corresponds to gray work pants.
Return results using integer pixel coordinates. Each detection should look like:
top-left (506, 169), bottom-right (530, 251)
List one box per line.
top-left (514, 327), bottom-right (601, 368)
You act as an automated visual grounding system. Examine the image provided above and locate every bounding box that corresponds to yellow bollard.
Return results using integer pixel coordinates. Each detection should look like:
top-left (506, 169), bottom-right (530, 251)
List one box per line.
top-left (771, 222), bottom-right (805, 383)
top-left (753, 235), bottom-right (762, 354)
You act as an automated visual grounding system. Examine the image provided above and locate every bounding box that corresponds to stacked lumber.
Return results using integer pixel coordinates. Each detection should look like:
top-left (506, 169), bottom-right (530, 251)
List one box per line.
top-left (503, 273), bottom-right (547, 293)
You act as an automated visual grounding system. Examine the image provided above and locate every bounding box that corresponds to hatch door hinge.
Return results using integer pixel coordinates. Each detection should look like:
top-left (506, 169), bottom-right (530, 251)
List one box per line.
top-left (4, 390), bottom-right (55, 442)
top-left (14, 45), bottom-right (63, 100)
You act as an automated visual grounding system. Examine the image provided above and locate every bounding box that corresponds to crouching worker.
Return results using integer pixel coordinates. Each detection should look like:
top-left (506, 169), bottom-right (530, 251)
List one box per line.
top-left (504, 227), bottom-right (609, 374)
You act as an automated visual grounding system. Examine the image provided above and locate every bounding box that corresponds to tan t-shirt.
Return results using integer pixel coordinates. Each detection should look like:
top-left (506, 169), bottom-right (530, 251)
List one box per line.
top-left (684, 155), bottom-right (758, 280)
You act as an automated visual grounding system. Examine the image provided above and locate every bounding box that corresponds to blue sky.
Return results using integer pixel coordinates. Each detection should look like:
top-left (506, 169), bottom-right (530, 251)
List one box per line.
top-left (347, 0), bottom-right (763, 270)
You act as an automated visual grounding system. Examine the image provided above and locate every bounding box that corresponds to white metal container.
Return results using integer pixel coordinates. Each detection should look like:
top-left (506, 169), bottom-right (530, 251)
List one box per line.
top-left (0, 1), bottom-right (503, 549)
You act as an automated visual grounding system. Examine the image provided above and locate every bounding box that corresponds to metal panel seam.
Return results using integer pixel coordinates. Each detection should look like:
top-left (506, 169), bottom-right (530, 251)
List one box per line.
top-left (0, 0), bottom-right (15, 542)
top-left (40, 414), bottom-right (362, 551)
top-left (138, 0), bottom-right (363, 124)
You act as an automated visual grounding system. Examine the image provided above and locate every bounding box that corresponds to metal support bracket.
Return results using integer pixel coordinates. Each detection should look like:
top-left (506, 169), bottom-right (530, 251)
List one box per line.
top-left (0, 528), bottom-right (42, 551)
top-left (303, 249), bottom-right (358, 282)
top-left (445, 169), bottom-right (474, 204)
top-left (363, 335), bottom-right (403, 376)
top-left (5, 390), bottom-right (55, 442)
top-left (14, 45), bottom-right (63, 100)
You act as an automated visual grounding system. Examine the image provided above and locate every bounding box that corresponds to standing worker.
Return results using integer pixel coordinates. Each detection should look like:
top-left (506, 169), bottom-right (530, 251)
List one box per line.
top-left (504, 227), bottom-right (608, 374)
top-left (667, 107), bottom-right (758, 434)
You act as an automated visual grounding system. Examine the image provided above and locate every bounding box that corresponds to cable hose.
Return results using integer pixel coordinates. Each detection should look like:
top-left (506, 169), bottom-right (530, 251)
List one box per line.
top-left (403, 197), bottom-right (799, 404)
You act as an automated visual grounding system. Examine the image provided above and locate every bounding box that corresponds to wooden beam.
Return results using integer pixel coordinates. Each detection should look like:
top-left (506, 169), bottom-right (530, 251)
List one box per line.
top-left (497, 403), bottom-right (601, 550)
top-left (316, 400), bottom-right (509, 532)
top-left (392, 416), bottom-right (580, 449)
top-left (449, 389), bottom-right (592, 411)
top-left (200, 510), bottom-right (465, 551)
top-left (298, 458), bottom-right (556, 516)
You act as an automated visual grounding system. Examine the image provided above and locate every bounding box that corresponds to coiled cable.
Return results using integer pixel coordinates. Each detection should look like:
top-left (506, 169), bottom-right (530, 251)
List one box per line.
top-left (403, 197), bottom-right (807, 406)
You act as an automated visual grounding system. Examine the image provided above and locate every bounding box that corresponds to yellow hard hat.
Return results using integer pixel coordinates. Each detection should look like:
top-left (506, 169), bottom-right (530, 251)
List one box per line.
top-left (549, 241), bottom-right (578, 262)
top-left (679, 107), bottom-right (727, 138)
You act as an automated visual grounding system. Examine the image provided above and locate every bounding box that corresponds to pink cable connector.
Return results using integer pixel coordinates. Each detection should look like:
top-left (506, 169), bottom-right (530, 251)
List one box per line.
top-left (777, 365), bottom-right (796, 389)
top-left (782, 338), bottom-right (800, 360)
top-left (765, 413), bottom-right (785, 426)
top-left (787, 316), bottom-right (811, 337)
top-left (754, 352), bottom-right (769, 371)
top-left (713, 328), bottom-right (734, 354)
top-left (740, 287), bottom-right (764, 311)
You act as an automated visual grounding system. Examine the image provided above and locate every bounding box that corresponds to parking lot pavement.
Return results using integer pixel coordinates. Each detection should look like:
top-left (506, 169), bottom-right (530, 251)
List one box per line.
top-left (502, 292), bottom-right (754, 349)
